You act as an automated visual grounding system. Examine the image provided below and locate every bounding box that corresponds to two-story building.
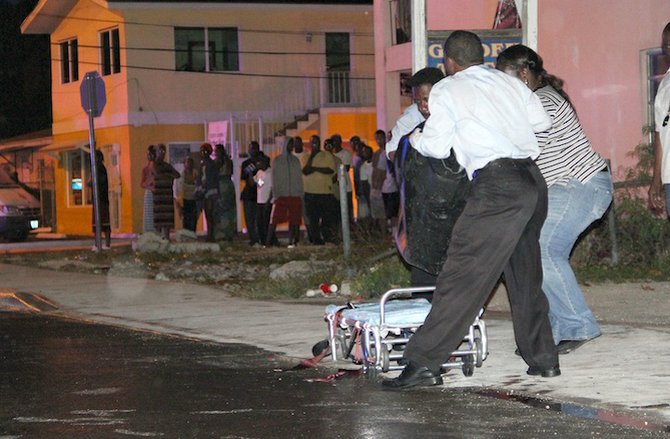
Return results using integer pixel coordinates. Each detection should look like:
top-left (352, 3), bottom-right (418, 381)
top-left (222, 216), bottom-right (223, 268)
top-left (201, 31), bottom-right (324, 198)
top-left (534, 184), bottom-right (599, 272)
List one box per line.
top-left (21, 0), bottom-right (376, 235)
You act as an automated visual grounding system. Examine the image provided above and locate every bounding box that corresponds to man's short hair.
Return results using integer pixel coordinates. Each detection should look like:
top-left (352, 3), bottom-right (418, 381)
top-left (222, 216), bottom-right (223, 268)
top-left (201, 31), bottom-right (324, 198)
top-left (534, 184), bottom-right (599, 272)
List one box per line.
top-left (664, 22), bottom-right (670, 35)
top-left (443, 30), bottom-right (484, 67)
top-left (408, 67), bottom-right (445, 87)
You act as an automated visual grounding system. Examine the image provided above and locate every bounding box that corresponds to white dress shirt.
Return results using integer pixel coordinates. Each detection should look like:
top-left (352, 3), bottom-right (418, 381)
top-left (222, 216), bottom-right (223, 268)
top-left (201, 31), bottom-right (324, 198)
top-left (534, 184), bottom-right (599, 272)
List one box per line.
top-left (655, 67), bottom-right (670, 183)
top-left (411, 65), bottom-right (551, 180)
top-left (386, 103), bottom-right (425, 158)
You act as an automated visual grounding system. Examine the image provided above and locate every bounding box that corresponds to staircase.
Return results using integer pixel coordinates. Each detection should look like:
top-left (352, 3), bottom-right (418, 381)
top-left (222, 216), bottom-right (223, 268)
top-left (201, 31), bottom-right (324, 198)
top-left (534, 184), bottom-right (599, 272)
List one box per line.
top-left (273, 109), bottom-right (320, 150)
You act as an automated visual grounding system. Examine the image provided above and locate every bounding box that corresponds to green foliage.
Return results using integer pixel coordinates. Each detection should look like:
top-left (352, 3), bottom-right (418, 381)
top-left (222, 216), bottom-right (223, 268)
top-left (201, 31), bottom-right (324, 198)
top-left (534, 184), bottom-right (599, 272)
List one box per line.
top-left (571, 132), bottom-right (670, 282)
top-left (349, 255), bottom-right (411, 299)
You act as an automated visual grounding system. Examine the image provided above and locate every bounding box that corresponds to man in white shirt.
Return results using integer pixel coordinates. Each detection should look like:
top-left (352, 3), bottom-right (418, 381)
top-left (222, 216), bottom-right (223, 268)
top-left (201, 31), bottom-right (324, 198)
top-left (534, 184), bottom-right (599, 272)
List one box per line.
top-left (649, 22), bottom-right (670, 216)
top-left (383, 30), bottom-right (558, 389)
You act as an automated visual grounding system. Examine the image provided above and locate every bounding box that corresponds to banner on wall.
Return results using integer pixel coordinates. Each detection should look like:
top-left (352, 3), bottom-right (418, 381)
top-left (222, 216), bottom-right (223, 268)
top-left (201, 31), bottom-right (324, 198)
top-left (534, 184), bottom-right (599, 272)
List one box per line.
top-left (207, 120), bottom-right (229, 146)
top-left (427, 29), bottom-right (522, 71)
top-left (493, 0), bottom-right (522, 29)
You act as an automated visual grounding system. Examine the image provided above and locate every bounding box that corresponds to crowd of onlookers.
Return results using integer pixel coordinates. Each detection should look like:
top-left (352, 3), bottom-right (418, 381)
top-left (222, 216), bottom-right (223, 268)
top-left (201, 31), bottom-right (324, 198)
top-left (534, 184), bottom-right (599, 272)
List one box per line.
top-left (137, 132), bottom-right (400, 247)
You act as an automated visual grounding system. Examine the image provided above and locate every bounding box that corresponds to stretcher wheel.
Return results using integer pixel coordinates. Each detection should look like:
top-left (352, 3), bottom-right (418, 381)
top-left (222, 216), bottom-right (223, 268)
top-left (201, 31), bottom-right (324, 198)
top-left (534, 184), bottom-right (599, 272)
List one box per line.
top-left (312, 339), bottom-right (330, 357)
top-left (380, 347), bottom-right (390, 372)
top-left (365, 364), bottom-right (379, 380)
top-left (474, 337), bottom-right (483, 368)
top-left (462, 355), bottom-right (475, 377)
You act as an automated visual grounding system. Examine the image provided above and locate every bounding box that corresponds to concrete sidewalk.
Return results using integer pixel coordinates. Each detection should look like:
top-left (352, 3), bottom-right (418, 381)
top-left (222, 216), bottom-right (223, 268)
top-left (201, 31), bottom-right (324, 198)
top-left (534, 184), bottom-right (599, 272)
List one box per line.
top-left (1, 262), bottom-right (669, 427)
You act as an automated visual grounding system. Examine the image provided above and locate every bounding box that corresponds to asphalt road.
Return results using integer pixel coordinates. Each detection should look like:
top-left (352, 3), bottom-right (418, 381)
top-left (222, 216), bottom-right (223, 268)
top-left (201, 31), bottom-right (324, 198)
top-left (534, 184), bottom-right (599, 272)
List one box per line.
top-left (1, 312), bottom-right (667, 438)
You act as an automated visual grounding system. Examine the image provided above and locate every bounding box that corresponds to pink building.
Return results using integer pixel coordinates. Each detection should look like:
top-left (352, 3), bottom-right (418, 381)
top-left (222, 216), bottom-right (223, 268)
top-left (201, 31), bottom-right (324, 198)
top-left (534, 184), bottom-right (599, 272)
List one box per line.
top-left (374, 0), bottom-right (670, 180)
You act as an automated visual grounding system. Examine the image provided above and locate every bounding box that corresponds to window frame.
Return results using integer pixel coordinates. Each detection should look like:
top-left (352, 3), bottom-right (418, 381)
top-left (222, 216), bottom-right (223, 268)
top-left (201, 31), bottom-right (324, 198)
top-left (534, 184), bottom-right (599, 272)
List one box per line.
top-left (642, 47), bottom-right (670, 143)
top-left (65, 149), bottom-right (91, 207)
top-left (100, 27), bottom-right (121, 76)
top-left (59, 38), bottom-right (79, 84)
top-left (174, 26), bottom-right (239, 72)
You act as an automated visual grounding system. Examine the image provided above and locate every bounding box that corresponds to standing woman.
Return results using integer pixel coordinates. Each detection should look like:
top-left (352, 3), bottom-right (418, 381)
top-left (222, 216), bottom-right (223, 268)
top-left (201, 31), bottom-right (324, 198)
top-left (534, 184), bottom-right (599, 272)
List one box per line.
top-left (153, 144), bottom-right (180, 240)
top-left (214, 144), bottom-right (237, 241)
top-left (140, 145), bottom-right (157, 233)
top-left (179, 156), bottom-right (198, 232)
top-left (497, 45), bottom-right (613, 354)
top-left (198, 143), bottom-right (220, 242)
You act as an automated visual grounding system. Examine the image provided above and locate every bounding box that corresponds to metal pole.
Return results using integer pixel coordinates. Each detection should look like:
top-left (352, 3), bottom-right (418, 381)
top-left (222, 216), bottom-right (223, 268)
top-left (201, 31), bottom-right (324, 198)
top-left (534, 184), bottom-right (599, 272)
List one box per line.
top-left (338, 164), bottom-right (351, 262)
top-left (411, 0), bottom-right (427, 73)
top-left (85, 74), bottom-right (102, 252)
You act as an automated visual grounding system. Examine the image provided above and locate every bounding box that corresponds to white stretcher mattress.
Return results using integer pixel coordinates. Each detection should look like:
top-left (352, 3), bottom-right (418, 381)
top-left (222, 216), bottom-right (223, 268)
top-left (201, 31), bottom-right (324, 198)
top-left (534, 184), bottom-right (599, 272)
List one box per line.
top-left (325, 298), bottom-right (431, 326)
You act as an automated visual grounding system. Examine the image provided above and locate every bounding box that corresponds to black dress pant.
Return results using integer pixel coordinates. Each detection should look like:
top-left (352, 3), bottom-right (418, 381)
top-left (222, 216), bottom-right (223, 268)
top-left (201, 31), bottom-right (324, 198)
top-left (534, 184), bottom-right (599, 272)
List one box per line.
top-left (243, 199), bottom-right (259, 245)
top-left (404, 158), bottom-right (558, 373)
top-left (304, 193), bottom-right (338, 244)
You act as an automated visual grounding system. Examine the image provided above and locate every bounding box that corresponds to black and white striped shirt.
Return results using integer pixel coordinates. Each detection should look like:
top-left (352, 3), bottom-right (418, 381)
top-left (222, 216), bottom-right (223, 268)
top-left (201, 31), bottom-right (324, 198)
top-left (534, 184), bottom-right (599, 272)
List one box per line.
top-left (535, 85), bottom-right (606, 187)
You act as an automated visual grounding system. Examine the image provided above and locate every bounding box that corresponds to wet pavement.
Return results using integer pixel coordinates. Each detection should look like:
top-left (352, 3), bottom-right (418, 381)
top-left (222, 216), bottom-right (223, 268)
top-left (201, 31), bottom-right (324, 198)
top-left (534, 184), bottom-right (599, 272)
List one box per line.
top-left (1, 311), bottom-right (668, 438)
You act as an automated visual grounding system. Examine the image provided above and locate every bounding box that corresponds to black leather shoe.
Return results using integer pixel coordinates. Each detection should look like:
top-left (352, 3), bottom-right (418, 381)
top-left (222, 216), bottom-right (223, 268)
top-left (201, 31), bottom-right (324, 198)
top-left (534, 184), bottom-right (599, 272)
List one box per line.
top-left (382, 362), bottom-right (443, 389)
top-left (556, 339), bottom-right (589, 355)
top-left (526, 365), bottom-right (561, 377)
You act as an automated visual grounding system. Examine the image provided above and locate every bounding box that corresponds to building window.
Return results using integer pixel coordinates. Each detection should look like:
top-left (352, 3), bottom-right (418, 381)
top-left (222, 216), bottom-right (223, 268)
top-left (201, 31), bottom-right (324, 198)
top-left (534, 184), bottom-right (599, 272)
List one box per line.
top-left (59, 38), bottom-right (79, 84)
top-left (175, 27), bottom-right (239, 72)
top-left (100, 28), bottom-right (121, 76)
top-left (643, 47), bottom-right (670, 142)
top-left (66, 150), bottom-right (90, 206)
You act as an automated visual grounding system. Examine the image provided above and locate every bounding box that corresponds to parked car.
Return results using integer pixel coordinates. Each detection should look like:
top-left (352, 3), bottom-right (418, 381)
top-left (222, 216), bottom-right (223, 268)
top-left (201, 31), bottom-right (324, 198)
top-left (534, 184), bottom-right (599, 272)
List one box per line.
top-left (0, 168), bottom-right (40, 242)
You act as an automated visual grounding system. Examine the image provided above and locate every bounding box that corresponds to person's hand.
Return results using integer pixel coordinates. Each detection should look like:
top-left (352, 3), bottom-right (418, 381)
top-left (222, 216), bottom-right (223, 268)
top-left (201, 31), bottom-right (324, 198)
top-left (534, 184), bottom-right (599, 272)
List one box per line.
top-left (648, 181), bottom-right (665, 214)
top-left (409, 128), bottom-right (422, 148)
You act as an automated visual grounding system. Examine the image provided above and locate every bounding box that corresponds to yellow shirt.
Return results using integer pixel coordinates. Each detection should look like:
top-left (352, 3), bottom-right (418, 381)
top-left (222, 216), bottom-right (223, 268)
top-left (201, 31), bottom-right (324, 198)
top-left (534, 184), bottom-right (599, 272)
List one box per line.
top-left (303, 151), bottom-right (336, 194)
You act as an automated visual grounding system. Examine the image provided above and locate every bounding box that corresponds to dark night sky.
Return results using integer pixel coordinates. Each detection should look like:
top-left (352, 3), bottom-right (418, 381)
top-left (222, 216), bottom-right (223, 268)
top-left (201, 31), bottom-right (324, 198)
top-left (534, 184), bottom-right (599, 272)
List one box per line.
top-left (0, 0), bottom-right (51, 140)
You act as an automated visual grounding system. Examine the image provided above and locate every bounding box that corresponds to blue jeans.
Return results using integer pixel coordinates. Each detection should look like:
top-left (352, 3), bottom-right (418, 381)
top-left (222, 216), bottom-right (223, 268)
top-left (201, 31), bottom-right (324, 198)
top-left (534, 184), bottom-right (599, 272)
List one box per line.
top-left (540, 171), bottom-right (613, 343)
top-left (664, 184), bottom-right (670, 217)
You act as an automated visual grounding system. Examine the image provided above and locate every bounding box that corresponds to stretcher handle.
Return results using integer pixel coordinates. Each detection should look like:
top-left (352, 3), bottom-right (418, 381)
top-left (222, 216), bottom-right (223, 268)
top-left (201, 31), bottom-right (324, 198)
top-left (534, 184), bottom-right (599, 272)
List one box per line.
top-left (379, 286), bottom-right (436, 325)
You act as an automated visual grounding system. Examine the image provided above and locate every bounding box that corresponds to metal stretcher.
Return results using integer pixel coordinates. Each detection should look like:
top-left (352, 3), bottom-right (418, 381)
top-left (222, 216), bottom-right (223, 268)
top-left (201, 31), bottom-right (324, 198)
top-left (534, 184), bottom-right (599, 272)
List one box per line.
top-left (323, 286), bottom-right (488, 377)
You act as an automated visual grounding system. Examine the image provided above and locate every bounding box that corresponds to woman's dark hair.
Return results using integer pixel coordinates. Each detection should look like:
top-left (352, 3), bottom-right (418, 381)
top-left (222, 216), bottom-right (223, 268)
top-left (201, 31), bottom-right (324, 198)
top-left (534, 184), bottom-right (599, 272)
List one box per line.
top-left (496, 44), bottom-right (572, 105)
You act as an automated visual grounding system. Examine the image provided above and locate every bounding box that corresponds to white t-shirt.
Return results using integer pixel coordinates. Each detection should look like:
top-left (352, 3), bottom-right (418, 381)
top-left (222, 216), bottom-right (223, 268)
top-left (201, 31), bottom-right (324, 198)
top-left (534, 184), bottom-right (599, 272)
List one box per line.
top-left (655, 68), bottom-right (670, 184)
top-left (254, 168), bottom-right (273, 204)
top-left (386, 103), bottom-right (425, 158)
top-left (334, 148), bottom-right (353, 192)
top-left (359, 161), bottom-right (372, 182)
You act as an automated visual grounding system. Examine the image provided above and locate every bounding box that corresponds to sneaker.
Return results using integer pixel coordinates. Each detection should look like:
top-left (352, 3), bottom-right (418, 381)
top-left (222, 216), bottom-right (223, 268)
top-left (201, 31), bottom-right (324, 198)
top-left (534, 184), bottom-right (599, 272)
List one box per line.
top-left (287, 244), bottom-right (295, 249)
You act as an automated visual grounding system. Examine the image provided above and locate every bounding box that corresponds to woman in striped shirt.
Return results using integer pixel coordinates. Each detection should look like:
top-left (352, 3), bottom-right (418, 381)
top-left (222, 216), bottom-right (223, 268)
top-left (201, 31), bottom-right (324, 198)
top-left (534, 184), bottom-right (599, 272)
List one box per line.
top-left (497, 45), bottom-right (613, 355)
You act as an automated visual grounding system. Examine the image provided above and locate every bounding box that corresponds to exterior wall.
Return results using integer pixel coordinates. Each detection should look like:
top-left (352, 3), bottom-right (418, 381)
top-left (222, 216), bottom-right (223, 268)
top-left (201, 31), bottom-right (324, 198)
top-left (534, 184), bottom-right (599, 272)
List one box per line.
top-left (118, 4), bottom-right (375, 126)
top-left (320, 107), bottom-right (377, 146)
top-left (51, 122), bottom-right (205, 235)
top-left (374, 0), bottom-right (670, 180)
top-left (50, 0), bottom-right (130, 135)
top-left (536, 0), bottom-right (670, 177)
top-left (36, 0), bottom-right (376, 235)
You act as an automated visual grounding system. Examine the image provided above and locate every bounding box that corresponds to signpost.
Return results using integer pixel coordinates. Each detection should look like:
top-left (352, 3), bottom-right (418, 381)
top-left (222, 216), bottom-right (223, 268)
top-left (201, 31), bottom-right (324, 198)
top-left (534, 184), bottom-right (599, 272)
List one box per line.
top-left (80, 71), bottom-right (106, 251)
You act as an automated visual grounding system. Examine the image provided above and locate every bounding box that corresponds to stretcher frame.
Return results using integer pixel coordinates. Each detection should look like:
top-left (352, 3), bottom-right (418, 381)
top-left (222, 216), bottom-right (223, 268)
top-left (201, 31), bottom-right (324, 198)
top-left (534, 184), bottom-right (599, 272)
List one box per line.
top-left (324, 286), bottom-right (488, 377)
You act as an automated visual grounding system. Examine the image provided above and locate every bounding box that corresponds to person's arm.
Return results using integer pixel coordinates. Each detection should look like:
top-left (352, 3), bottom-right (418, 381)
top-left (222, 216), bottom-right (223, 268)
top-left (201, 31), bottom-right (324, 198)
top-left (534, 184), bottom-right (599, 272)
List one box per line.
top-left (526, 90), bottom-right (552, 133)
top-left (410, 86), bottom-right (456, 159)
top-left (386, 104), bottom-right (425, 159)
top-left (303, 151), bottom-right (334, 175)
top-left (649, 131), bottom-right (664, 212)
